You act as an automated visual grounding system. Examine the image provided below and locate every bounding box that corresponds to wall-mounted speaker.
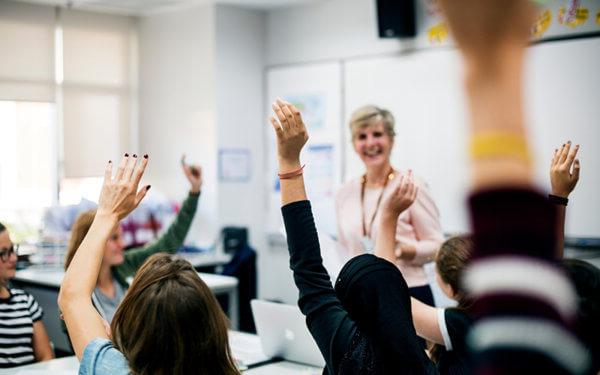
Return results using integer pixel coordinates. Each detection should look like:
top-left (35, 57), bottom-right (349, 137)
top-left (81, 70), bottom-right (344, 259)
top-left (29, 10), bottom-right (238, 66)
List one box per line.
top-left (376, 0), bottom-right (416, 38)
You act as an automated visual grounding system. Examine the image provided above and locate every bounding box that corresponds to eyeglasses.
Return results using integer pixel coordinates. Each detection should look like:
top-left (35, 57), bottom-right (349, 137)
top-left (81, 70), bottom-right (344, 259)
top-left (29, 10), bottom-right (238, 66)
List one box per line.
top-left (0, 244), bottom-right (18, 262)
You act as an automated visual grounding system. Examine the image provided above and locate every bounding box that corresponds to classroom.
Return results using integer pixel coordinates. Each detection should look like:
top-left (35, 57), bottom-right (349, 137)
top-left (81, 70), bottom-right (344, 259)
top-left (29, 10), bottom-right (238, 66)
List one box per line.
top-left (1, 0), bottom-right (599, 373)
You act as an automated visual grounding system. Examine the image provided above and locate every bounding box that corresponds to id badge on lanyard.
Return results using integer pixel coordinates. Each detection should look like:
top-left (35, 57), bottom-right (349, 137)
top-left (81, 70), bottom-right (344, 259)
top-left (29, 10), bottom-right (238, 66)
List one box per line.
top-left (361, 235), bottom-right (374, 254)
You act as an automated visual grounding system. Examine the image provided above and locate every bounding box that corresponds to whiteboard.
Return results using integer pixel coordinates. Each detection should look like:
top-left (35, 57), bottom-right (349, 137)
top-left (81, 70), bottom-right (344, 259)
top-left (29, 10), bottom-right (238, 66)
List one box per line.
top-left (343, 38), bottom-right (600, 238)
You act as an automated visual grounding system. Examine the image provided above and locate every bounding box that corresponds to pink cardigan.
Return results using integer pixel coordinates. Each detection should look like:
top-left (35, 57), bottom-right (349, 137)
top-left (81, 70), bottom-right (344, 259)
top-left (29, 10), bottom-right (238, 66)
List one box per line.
top-left (335, 172), bottom-right (444, 287)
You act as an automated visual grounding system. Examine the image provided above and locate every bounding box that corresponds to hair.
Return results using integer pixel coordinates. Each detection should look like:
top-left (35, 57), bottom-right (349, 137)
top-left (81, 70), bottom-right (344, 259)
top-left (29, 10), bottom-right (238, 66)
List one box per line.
top-left (65, 209), bottom-right (97, 270)
top-left (561, 258), bottom-right (600, 372)
top-left (110, 253), bottom-right (239, 375)
top-left (349, 105), bottom-right (396, 140)
top-left (0, 222), bottom-right (5, 233)
top-left (430, 235), bottom-right (474, 362)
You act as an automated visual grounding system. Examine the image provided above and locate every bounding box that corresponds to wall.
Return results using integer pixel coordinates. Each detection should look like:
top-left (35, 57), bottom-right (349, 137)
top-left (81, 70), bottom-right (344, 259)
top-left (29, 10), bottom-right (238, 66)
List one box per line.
top-left (138, 4), bottom-right (218, 245)
top-left (215, 5), bottom-right (278, 300)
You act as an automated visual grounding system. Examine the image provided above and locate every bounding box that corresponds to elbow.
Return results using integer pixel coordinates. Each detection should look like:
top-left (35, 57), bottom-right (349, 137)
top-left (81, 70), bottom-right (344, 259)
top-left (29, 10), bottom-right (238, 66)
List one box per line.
top-left (57, 283), bottom-right (79, 312)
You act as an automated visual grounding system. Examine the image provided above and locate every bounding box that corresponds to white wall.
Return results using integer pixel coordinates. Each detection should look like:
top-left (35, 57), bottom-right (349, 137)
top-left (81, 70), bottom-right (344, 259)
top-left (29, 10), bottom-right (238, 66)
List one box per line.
top-left (138, 5), bottom-right (218, 245)
top-left (267, 0), bottom-right (404, 66)
top-left (215, 5), bottom-right (283, 301)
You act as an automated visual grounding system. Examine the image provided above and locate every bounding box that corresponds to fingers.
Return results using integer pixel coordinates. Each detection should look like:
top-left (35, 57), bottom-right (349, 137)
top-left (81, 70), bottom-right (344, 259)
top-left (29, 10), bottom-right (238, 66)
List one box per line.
top-left (135, 185), bottom-right (151, 206)
top-left (270, 116), bottom-right (283, 136)
top-left (123, 154), bottom-right (139, 181)
top-left (551, 148), bottom-right (558, 167)
top-left (115, 154), bottom-right (129, 180)
top-left (572, 159), bottom-right (580, 181)
top-left (563, 143), bottom-right (579, 168)
top-left (289, 104), bottom-right (304, 130)
top-left (279, 101), bottom-right (297, 130)
top-left (104, 160), bottom-right (113, 183)
top-left (559, 141), bottom-right (571, 164)
top-left (132, 154), bottom-right (149, 186)
top-left (271, 102), bottom-right (288, 130)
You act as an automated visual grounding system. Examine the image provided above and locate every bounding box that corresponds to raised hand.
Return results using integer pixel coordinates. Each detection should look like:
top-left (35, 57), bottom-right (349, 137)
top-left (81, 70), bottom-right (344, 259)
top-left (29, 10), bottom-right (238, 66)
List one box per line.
top-left (383, 170), bottom-right (419, 220)
top-left (181, 154), bottom-right (202, 194)
top-left (550, 141), bottom-right (580, 198)
top-left (270, 99), bottom-right (308, 170)
top-left (97, 154), bottom-right (150, 221)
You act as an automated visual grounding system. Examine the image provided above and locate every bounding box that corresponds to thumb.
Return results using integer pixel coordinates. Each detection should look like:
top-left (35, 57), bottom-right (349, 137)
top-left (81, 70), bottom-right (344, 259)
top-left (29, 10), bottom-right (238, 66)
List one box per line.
top-left (135, 185), bottom-right (151, 206)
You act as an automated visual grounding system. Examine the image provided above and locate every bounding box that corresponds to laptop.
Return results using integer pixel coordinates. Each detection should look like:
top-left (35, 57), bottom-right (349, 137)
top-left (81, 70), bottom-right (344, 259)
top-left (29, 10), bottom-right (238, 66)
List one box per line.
top-left (251, 299), bottom-right (326, 368)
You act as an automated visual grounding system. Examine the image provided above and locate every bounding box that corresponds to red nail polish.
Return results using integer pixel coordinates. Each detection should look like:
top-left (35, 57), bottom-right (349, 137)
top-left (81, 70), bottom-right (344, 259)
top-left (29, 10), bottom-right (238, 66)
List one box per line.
top-left (125, 153), bottom-right (129, 157)
top-left (133, 154), bottom-right (138, 158)
top-left (143, 154), bottom-right (148, 159)
top-left (108, 160), bottom-right (112, 164)
top-left (146, 185), bottom-right (151, 191)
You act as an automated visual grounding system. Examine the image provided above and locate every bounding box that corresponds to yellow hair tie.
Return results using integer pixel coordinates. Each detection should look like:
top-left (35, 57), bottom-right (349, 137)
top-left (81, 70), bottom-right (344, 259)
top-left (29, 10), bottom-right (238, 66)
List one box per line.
top-left (470, 132), bottom-right (531, 164)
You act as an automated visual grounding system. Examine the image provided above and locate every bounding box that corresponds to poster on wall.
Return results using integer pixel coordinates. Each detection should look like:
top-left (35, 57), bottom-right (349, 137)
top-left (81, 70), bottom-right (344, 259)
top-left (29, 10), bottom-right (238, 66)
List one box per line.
top-left (266, 63), bottom-right (343, 238)
top-left (414, 0), bottom-right (600, 48)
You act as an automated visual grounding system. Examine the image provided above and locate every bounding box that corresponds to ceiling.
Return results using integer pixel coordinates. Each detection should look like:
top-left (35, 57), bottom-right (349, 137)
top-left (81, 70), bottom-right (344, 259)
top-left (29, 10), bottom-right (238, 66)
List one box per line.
top-left (12, 0), bottom-right (327, 15)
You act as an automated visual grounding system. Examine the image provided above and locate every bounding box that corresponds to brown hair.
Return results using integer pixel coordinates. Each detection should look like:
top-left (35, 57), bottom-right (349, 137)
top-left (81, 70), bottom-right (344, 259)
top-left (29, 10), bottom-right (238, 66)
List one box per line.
top-left (349, 105), bottom-right (396, 140)
top-left (65, 209), bottom-right (96, 270)
top-left (430, 235), bottom-right (474, 362)
top-left (110, 253), bottom-right (239, 375)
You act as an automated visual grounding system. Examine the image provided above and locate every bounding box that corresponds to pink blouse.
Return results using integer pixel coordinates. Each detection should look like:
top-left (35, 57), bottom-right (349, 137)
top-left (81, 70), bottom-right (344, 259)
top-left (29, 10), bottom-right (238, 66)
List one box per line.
top-left (335, 172), bottom-right (444, 287)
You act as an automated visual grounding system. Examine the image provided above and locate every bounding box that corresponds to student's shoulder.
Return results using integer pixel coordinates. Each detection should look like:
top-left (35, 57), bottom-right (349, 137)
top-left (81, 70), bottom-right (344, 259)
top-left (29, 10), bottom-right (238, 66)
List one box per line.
top-left (7, 288), bottom-right (35, 302)
top-left (80, 338), bottom-right (130, 375)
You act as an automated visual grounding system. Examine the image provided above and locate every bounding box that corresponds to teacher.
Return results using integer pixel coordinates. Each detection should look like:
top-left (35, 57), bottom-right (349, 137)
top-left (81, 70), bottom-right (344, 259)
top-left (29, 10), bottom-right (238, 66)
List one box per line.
top-left (335, 105), bottom-right (444, 305)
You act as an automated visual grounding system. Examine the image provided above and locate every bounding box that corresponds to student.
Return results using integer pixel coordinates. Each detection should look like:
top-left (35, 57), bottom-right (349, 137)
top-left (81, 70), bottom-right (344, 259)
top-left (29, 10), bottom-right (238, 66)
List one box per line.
top-left (437, 0), bottom-right (590, 373)
top-left (58, 155), bottom-right (239, 375)
top-left (64, 156), bottom-right (201, 323)
top-left (270, 99), bottom-right (436, 374)
top-left (374, 177), bottom-right (473, 375)
top-left (335, 105), bottom-right (443, 305)
top-left (0, 222), bottom-right (54, 367)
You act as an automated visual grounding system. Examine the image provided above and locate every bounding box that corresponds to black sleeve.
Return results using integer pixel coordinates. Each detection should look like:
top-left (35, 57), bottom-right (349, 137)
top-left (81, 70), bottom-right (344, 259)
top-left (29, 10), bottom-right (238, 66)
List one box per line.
top-left (282, 200), bottom-right (357, 374)
top-left (444, 309), bottom-right (471, 353)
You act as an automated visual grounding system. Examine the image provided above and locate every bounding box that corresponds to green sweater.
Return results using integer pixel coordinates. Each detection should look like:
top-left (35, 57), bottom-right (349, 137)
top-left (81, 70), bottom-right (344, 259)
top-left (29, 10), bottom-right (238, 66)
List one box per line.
top-left (111, 192), bottom-right (199, 289)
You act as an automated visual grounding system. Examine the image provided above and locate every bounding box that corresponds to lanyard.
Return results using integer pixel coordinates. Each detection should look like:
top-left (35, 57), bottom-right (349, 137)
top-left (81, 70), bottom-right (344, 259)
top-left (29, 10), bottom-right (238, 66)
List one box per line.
top-left (360, 167), bottom-right (395, 239)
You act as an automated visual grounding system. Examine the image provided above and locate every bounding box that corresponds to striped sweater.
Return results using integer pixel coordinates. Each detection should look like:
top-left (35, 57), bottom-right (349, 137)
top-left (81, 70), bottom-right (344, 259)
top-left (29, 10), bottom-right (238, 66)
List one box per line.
top-left (0, 288), bottom-right (43, 368)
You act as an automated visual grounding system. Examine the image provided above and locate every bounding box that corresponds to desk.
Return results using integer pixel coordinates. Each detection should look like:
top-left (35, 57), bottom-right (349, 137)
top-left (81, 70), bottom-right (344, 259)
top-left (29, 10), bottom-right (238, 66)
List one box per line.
top-left (11, 268), bottom-right (238, 354)
top-left (0, 332), bottom-right (322, 375)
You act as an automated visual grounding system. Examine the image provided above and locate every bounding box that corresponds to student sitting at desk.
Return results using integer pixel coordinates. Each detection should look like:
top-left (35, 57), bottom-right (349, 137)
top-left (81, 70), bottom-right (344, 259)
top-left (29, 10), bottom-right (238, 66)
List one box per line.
top-left (64, 155), bottom-right (201, 323)
top-left (0, 222), bottom-right (54, 368)
top-left (58, 155), bottom-right (239, 375)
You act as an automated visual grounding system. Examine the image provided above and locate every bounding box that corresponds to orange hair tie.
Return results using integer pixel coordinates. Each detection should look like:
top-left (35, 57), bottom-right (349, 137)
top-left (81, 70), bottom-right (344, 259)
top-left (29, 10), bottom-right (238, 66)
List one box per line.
top-left (278, 165), bottom-right (305, 179)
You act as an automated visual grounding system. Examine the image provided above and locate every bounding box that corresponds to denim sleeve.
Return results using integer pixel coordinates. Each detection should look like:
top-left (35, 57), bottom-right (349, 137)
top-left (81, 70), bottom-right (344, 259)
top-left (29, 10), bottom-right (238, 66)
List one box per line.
top-left (79, 338), bottom-right (130, 375)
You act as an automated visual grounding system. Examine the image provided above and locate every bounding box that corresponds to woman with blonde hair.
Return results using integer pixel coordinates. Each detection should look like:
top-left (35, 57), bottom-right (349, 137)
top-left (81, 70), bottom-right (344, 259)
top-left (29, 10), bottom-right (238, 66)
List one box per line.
top-left (58, 155), bottom-right (239, 375)
top-left (336, 105), bottom-right (444, 305)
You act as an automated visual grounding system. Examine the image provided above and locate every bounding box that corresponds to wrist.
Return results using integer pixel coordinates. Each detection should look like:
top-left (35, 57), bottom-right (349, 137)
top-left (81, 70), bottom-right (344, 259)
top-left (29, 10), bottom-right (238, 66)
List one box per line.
top-left (550, 189), bottom-right (569, 199)
top-left (92, 212), bottom-right (119, 230)
top-left (278, 158), bottom-right (301, 172)
top-left (189, 187), bottom-right (201, 195)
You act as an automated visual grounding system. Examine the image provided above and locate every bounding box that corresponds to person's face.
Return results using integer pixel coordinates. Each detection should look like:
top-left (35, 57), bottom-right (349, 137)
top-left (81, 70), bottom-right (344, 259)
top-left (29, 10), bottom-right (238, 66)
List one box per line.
top-left (103, 227), bottom-right (125, 266)
top-left (436, 271), bottom-right (457, 301)
top-left (352, 120), bottom-right (393, 169)
top-left (0, 230), bottom-right (18, 283)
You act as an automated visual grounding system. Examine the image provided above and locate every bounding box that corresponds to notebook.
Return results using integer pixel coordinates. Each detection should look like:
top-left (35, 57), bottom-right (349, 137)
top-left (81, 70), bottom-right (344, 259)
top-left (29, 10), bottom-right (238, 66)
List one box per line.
top-left (251, 299), bottom-right (325, 368)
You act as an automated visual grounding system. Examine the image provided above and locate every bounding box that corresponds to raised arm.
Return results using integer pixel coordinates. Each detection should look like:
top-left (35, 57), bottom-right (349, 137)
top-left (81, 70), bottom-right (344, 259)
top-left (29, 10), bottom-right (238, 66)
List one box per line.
top-left (271, 99), bottom-right (357, 372)
top-left (58, 155), bottom-right (149, 359)
top-left (549, 142), bottom-right (580, 258)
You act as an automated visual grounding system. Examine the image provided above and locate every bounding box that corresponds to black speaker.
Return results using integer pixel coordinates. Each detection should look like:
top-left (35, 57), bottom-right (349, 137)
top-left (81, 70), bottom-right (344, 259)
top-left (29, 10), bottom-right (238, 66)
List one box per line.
top-left (376, 0), bottom-right (416, 38)
top-left (222, 227), bottom-right (248, 254)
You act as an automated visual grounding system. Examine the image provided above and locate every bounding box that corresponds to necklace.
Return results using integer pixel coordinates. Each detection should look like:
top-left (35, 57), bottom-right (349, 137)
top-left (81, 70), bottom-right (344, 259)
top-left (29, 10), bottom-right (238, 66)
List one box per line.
top-left (360, 167), bottom-right (395, 252)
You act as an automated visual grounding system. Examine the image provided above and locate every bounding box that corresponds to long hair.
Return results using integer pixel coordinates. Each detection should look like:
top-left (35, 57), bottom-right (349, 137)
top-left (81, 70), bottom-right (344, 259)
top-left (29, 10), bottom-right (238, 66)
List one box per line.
top-left (110, 253), bottom-right (239, 375)
top-left (430, 235), bottom-right (474, 362)
top-left (65, 209), bottom-right (96, 270)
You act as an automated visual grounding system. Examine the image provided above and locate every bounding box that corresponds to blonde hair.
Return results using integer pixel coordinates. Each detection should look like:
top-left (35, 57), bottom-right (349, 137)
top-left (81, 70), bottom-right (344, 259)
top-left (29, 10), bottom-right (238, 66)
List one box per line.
top-left (349, 105), bottom-right (396, 140)
top-left (65, 209), bottom-right (97, 270)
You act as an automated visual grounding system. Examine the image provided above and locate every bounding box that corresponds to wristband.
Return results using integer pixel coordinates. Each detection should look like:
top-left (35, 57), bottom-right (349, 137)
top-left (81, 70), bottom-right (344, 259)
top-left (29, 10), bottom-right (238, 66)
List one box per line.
top-left (548, 194), bottom-right (568, 206)
top-left (278, 164), bottom-right (305, 179)
top-left (470, 132), bottom-right (531, 164)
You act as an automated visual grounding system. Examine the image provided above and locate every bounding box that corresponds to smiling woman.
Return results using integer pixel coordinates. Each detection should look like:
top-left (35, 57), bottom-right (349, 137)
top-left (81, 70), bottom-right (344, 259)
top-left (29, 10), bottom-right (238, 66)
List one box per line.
top-left (335, 105), bottom-right (444, 306)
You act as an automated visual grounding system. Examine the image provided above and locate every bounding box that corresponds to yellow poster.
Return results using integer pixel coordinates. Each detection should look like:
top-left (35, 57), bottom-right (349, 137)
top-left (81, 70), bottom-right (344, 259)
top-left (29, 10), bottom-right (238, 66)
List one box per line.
top-left (428, 22), bottom-right (448, 45)
top-left (558, 6), bottom-right (589, 27)
top-left (532, 10), bottom-right (553, 38)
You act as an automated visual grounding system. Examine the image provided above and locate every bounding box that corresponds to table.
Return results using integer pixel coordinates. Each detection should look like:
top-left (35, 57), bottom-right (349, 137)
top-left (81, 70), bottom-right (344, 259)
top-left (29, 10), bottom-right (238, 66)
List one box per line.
top-left (0, 332), bottom-right (322, 375)
top-left (12, 267), bottom-right (238, 353)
